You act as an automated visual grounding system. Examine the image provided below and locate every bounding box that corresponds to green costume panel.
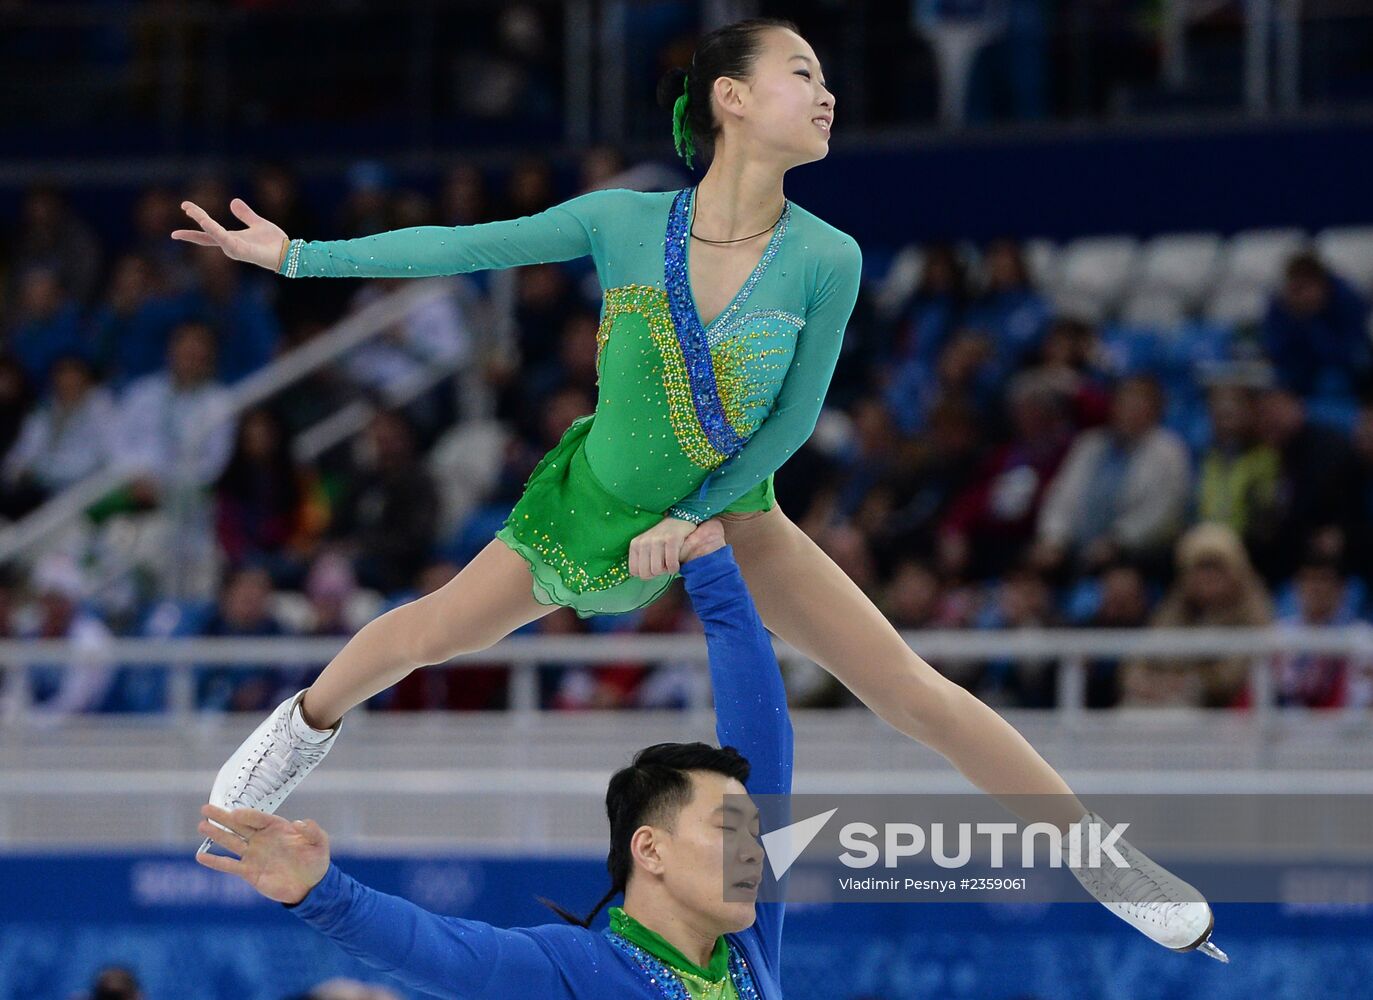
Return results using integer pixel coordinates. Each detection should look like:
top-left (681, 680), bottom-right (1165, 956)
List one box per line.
top-left (281, 186), bottom-right (861, 614)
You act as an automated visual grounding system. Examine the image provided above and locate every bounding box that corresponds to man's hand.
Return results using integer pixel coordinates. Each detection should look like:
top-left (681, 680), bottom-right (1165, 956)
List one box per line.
top-left (195, 803), bottom-right (330, 905)
top-left (679, 519), bottom-right (726, 563)
top-left (628, 516), bottom-right (698, 579)
top-left (172, 199), bottom-right (289, 271)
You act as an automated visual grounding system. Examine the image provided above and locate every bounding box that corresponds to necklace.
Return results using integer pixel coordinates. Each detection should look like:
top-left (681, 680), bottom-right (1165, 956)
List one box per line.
top-left (689, 199), bottom-right (786, 245)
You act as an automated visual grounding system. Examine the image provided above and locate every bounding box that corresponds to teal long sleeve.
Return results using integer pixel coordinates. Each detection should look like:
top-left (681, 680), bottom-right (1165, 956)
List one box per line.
top-left (277, 189), bottom-right (621, 279)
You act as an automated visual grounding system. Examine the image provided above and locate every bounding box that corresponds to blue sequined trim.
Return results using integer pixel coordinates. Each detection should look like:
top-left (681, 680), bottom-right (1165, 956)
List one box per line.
top-left (604, 930), bottom-right (765, 999)
top-left (664, 187), bottom-right (790, 461)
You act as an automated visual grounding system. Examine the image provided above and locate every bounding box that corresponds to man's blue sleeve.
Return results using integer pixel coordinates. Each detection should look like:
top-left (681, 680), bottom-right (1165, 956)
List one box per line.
top-left (679, 545), bottom-right (794, 798)
top-left (285, 862), bottom-right (581, 1000)
top-left (679, 544), bottom-right (794, 980)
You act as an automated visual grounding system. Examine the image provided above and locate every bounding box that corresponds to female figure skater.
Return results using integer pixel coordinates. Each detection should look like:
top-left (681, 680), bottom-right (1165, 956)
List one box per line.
top-left (175, 18), bottom-right (1222, 959)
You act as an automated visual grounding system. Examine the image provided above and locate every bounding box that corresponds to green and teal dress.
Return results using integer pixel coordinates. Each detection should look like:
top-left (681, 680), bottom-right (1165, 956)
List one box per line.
top-left (279, 185), bottom-right (862, 615)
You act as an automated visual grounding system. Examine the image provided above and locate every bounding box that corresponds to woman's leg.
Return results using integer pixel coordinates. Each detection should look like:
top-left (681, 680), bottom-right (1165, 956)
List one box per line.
top-left (722, 505), bottom-right (1085, 831)
top-left (300, 539), bottom-right (554, 728)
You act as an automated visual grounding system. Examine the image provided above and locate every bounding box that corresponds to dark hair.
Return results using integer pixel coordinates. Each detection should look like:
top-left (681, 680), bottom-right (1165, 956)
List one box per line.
top-left (655, 18), bottom-right (800, 169)
top-left (539, 741), bottom-right (751, 927)
top-left (1284, 251), bottom-right (1328, 284)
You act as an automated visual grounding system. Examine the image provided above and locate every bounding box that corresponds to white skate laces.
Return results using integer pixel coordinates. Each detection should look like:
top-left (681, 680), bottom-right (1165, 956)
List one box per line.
top-left (1067, 811), bottom-right (1229, 963)
top-left (197, 690), bottom-right (340, 856)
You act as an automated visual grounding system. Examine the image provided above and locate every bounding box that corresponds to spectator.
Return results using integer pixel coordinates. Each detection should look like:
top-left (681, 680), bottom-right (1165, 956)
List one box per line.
top-left (332, 410), bottom-right (440, 593)
top-left (2, 356), bottom-right (117, 517)
top-left (0, 356), bottom-right (34, 463)
top-left (1196, 382), bottom-right (1279, 545)
top-left (115, 322), bottom-right (235, 505)
top-left (1035, 376), bottom-right (1190, 577)
top-left (873, 397), bottom-right (985, 561)
top-left (196, 566), bottom-right (288, 712)
top-left (883, 328), bottom-right (998, 435)
top-left (1348, 404), bottom-right (1373, 582)
top-left (1263, 252), bottom-right (1371, 399)
top-left (937, 371), bottom-right (1074, 579)
top-left (7, 265), bottom-right (85, 384)
top-left (890, 242), bottom-right (968, 371)
top-left (525, 311), bottom-right (600, 409)
top-left (440, 163), bottom-right (494, 227)
top-left (86, 252), bottom-right (189, 385)
top-left (6, 184), bottom-right (103, 306)
top-left (972, 566), bottom-right (1060, 707)
top-left (215, 407), bottom-right (327, 576)
top-left (1120, 523), bottom-right (1273, 708)
top-left (966, 237), bottom-right (1052, 374)
top-left (879, 558), bottom-right (948, 629)
top-left (179, 250), bottom-right (281, 383)
top-left (1252, 386), bottom-right (1359, 580)
top-left (303, 552), bottom-right (360, 639)
top-left (23, 553), bottom-right (115, 721)
top-left (1081, 563), bottom-right (1153, 707)
top-left (1028, 316), bottom-right (1111, 429)
top-left (81, 964), bottom-right (142, 1000)
top-left (1274, 558), bottom-right (1371, 709)
top-left (301, 977), bottom-right (403, 1000)
top-left (130, 186), bottom-right (197, 293)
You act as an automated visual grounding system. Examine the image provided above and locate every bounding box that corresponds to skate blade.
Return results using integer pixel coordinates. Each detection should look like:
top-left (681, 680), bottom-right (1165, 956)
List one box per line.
top-left (1195, 939), bottom-right (1229, 964)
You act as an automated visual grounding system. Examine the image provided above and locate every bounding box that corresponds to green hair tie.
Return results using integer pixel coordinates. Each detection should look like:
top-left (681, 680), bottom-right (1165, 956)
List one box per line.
top-left (672, 73), bottom-right (696, 169)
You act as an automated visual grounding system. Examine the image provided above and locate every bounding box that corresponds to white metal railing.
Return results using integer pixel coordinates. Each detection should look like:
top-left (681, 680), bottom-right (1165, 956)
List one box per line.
top-left (2, 625), bottom-right (1370, 724)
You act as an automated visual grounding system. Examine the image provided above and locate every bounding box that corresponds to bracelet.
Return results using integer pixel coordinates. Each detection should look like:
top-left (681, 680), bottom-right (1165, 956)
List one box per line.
top-left (280, 238), bottom-right (304, 278)
top-left (276, 237), bottom-right (289, 272)
top-left (666, 506), bottom-right (705, 525)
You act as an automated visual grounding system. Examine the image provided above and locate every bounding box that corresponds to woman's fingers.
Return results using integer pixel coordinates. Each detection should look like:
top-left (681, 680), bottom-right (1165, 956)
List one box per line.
top-left (170, 230), bottom-right (218, 246)
top-left (664, 539), bottom-right (680, 576)
top-left (627, 539), bottom-right (640, 579)
top-left (229, 197), bottom-right (262, 225)
top-left (649, 539), bottom-right (668, 578)
top-left (180, 201), bottom-right (230, 243)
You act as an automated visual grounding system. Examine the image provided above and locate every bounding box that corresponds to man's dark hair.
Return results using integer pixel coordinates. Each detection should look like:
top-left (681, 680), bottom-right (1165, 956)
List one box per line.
top-left (656, 18), bottom-right (802, 168)
top-left (539, 742), bottom-right (751, 927)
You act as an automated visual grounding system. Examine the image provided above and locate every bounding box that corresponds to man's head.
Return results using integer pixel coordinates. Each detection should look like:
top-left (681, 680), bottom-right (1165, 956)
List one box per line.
top-left (1280, 252), bottom-right (1331, 318)
top-left (1110, 375), bottom-right (1165, 441)
top-left (545, 742), bottom-right (762, 933)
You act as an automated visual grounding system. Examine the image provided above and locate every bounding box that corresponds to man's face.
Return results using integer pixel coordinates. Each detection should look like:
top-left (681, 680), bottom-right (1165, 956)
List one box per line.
top-left (649, 771), bottom-right (763, 934)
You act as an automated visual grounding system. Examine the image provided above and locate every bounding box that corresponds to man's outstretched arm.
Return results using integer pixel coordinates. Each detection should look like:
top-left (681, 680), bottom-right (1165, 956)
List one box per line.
top-left (195, 806), bottom-right (575, 1000)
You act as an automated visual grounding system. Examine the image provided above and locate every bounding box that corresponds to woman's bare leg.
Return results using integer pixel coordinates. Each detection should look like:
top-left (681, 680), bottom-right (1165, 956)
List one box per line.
top-left (300, 539), bottom-right (554, 728)
top-left (722, 505), bottom-right (1086, 831)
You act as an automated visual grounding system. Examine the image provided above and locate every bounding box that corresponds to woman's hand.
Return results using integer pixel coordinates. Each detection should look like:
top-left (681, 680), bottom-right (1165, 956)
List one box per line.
top-left (172, 199), bottom-right (289, 272)
top-left (195, 803), bottom-right (330, 905)
top-left (628, 516), bottom-right (699, 579)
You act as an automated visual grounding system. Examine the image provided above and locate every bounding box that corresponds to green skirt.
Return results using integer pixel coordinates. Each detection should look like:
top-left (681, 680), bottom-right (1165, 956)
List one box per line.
top-left (495, 414), bottom-right (774, 617)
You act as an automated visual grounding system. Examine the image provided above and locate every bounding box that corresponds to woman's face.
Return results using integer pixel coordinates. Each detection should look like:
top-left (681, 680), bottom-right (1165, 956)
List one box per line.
top-left (719, 28), bottom-right (834, 167)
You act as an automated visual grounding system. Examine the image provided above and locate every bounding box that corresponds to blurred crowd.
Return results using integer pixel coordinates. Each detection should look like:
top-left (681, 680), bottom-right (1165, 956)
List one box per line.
top-left (71, 964), bottom-right (402, 1000)
top-left (2, 149), bottom-right (1372, 717)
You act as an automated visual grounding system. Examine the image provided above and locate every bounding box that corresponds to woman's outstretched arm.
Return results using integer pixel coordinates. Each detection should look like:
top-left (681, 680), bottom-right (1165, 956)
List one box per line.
top-left (173, 189), bottom-right (626, 279)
